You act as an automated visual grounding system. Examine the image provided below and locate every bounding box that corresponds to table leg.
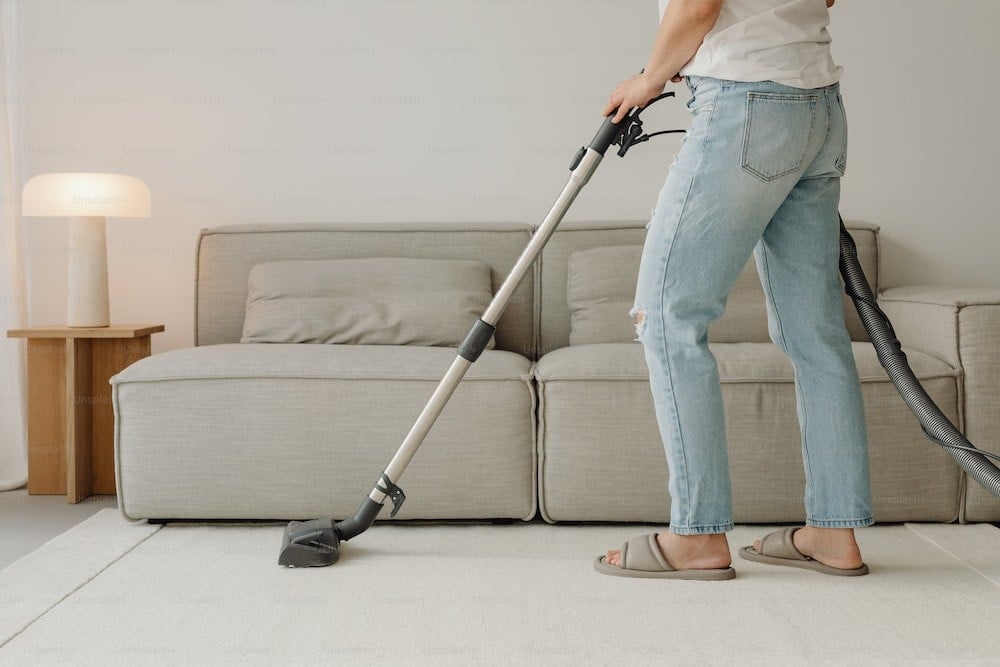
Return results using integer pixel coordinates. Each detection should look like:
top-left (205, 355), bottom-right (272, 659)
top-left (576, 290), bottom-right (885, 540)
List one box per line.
top-left (26, 339), bottom-right (67, 495)
top-left (66, 338), bottom-right (93, 503)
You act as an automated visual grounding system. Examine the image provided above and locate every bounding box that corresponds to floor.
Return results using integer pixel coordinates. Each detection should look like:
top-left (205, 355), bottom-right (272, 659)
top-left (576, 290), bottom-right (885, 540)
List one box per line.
top-left (0, 488), bottom-right (117, 569)
top-left (5, 515), bottom-right (1000, 664)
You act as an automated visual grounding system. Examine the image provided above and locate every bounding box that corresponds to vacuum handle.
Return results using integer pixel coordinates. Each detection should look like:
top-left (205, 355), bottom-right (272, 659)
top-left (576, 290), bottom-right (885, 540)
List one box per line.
top-left (589, 66), bottom-right (677, 156)
top-left (589, 82), bottom-right (681, 157)
top-left (590, 66), bottom-right (649, 154)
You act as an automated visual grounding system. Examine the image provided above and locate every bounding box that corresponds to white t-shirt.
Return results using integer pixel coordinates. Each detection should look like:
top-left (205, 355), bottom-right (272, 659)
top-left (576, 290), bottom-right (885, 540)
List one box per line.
top-left (658, 0), bottom-right (841, 89)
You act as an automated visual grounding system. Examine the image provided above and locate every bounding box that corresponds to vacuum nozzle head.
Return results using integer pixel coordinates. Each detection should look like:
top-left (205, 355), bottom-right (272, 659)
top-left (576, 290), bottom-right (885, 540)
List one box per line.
top-left (278, 518), bottom-right (341, 567)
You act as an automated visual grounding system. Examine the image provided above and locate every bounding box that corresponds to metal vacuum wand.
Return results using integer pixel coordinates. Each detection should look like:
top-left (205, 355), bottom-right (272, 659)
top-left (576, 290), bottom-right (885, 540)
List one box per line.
top-left (277, 99), bottom-right (677, 567)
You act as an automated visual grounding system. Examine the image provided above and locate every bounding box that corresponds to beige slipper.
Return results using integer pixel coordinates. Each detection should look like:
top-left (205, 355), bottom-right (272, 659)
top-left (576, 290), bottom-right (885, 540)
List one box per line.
top-left (594, 533), bottom-right (736, 580)
top-left (739, 527), bottom-right (869, 576)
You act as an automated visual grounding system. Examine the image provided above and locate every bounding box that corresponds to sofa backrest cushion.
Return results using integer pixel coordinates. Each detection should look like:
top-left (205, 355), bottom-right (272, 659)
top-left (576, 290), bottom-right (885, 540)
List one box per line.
top-left (196, 223), bottom-right (535, 355)
top-left (241, 257), bottom-right (495, 348)
top-left (542, 220), bottom-right (880, 351)
top-left (567, 245), bottom-right (641, 346)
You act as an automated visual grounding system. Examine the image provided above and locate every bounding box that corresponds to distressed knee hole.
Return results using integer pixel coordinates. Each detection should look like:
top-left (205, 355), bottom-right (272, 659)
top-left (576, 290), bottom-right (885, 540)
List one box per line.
top-left (633, 310), bottom-right (646, 342)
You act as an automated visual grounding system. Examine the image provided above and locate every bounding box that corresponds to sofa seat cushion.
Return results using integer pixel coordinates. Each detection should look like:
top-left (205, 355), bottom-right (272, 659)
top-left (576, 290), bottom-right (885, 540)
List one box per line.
top-left (112, 344), bottom-right (535, 521)
top-left (534, 342), bottom-right (963, 523)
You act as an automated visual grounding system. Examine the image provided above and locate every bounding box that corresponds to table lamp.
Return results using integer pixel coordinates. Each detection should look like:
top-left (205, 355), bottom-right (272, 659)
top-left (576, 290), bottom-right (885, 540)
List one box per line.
top-left (21, 172), bottom-right (151, 328)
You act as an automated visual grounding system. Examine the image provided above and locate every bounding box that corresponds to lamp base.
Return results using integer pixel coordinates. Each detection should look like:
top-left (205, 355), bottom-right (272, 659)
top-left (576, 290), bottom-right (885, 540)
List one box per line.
top-left (67, 216), bottom-right (109, 328)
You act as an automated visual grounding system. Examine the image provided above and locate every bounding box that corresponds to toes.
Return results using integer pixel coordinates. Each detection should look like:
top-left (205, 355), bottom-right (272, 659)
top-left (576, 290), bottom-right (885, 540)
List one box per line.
top-left (752, 539), bottom-right (761, 553)
top-left (606, 549), bottom-right (622, 567)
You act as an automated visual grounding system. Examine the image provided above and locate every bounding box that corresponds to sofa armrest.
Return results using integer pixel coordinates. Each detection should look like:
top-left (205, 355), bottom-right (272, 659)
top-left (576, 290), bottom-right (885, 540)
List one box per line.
top-left (878, 286), bottom-right (1000, 522)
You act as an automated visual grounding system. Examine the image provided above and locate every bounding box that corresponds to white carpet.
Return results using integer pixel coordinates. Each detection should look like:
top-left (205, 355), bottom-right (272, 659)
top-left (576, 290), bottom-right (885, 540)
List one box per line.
top-left (2, 510), bottom-right (999, 666)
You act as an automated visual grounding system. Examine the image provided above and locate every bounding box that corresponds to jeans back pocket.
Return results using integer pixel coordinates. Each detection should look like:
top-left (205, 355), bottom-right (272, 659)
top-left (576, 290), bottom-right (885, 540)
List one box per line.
top-left (740, 92), bottom-right (818, 182)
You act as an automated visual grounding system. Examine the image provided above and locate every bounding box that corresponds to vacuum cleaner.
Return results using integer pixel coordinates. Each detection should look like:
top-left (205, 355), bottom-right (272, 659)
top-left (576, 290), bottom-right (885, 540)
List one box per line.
top-left (278, 90), bottom-right (1000, 567)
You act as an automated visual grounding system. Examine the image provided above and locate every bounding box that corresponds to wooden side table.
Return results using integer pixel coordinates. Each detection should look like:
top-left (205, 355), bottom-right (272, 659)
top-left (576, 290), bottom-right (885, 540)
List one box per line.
top-left (6, 325), bottom-right (165, 503)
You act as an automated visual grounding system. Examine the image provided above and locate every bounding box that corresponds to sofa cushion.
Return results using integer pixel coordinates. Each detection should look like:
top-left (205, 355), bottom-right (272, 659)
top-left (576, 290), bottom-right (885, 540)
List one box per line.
top-left (567, 245), bottom-right (639, 346)
top-left (534, 342), bottom-right (962, 523)
top-left (544, 220), bottom-right (880, 352)
top-left (241, 257), bottom-right (494, 347)
top-left (112, 344), bottom-right (535, 521)
top-left (196, 223), bottom-right (535, 354)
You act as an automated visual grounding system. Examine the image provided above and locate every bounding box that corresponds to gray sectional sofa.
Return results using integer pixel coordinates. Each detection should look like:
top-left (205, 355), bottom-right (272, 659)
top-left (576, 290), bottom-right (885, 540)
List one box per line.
top-left (111, 221), bottom-right (1000, 524)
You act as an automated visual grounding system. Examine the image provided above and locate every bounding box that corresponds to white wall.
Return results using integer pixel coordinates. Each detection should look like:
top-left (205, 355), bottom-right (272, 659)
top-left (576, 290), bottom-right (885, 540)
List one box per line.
top-left (15, 0), bottom-right (1000, 353)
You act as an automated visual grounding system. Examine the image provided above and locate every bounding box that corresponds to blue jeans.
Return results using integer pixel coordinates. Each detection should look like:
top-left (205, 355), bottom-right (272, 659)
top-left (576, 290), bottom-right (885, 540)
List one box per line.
top-left (630, 76), bottom-right (873, 535)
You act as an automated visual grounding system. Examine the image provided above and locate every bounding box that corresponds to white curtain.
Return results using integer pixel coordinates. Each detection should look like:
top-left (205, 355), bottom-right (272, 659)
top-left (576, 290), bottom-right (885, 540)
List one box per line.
top-left (0, 0), bottom-right (27, 491)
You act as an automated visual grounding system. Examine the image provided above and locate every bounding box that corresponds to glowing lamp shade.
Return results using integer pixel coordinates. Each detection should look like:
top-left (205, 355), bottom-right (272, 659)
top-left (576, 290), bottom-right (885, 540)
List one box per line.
top-left (22, 173), bottom-right (151, 327)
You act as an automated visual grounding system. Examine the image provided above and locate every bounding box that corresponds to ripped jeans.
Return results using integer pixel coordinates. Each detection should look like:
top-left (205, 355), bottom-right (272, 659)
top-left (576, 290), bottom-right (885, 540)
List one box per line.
top-left (630, 76), bottom-right (873, 535)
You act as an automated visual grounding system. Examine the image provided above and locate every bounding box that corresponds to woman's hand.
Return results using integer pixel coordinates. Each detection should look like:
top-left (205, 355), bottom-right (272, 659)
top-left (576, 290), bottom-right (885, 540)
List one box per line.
top-left (602, 71), bottom-right (677, 124)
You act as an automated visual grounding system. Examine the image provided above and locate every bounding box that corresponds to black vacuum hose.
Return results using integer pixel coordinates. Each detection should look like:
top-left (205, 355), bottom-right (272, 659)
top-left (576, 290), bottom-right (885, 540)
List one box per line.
top-left (839, 219), bottom-right (1000, 498)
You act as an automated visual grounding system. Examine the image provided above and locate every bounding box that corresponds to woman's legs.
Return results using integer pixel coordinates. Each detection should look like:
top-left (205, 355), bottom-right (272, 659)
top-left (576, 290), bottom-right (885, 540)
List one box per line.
top-left (633, 77), bottom-right (832, 535)
top-left (606, 78), bottom-right (871, 569)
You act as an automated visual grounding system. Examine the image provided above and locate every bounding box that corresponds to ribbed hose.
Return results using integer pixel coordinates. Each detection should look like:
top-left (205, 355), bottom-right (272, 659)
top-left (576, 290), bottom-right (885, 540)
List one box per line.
top-left (839, 219), bottom-right (1000, 498)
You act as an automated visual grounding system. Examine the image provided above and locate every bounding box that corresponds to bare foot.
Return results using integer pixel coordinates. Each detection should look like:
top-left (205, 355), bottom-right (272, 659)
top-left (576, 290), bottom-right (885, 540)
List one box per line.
top-left (605, 532), bottom-right (732, 570)
top-left (752, 526), bottom-right (864, 570)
